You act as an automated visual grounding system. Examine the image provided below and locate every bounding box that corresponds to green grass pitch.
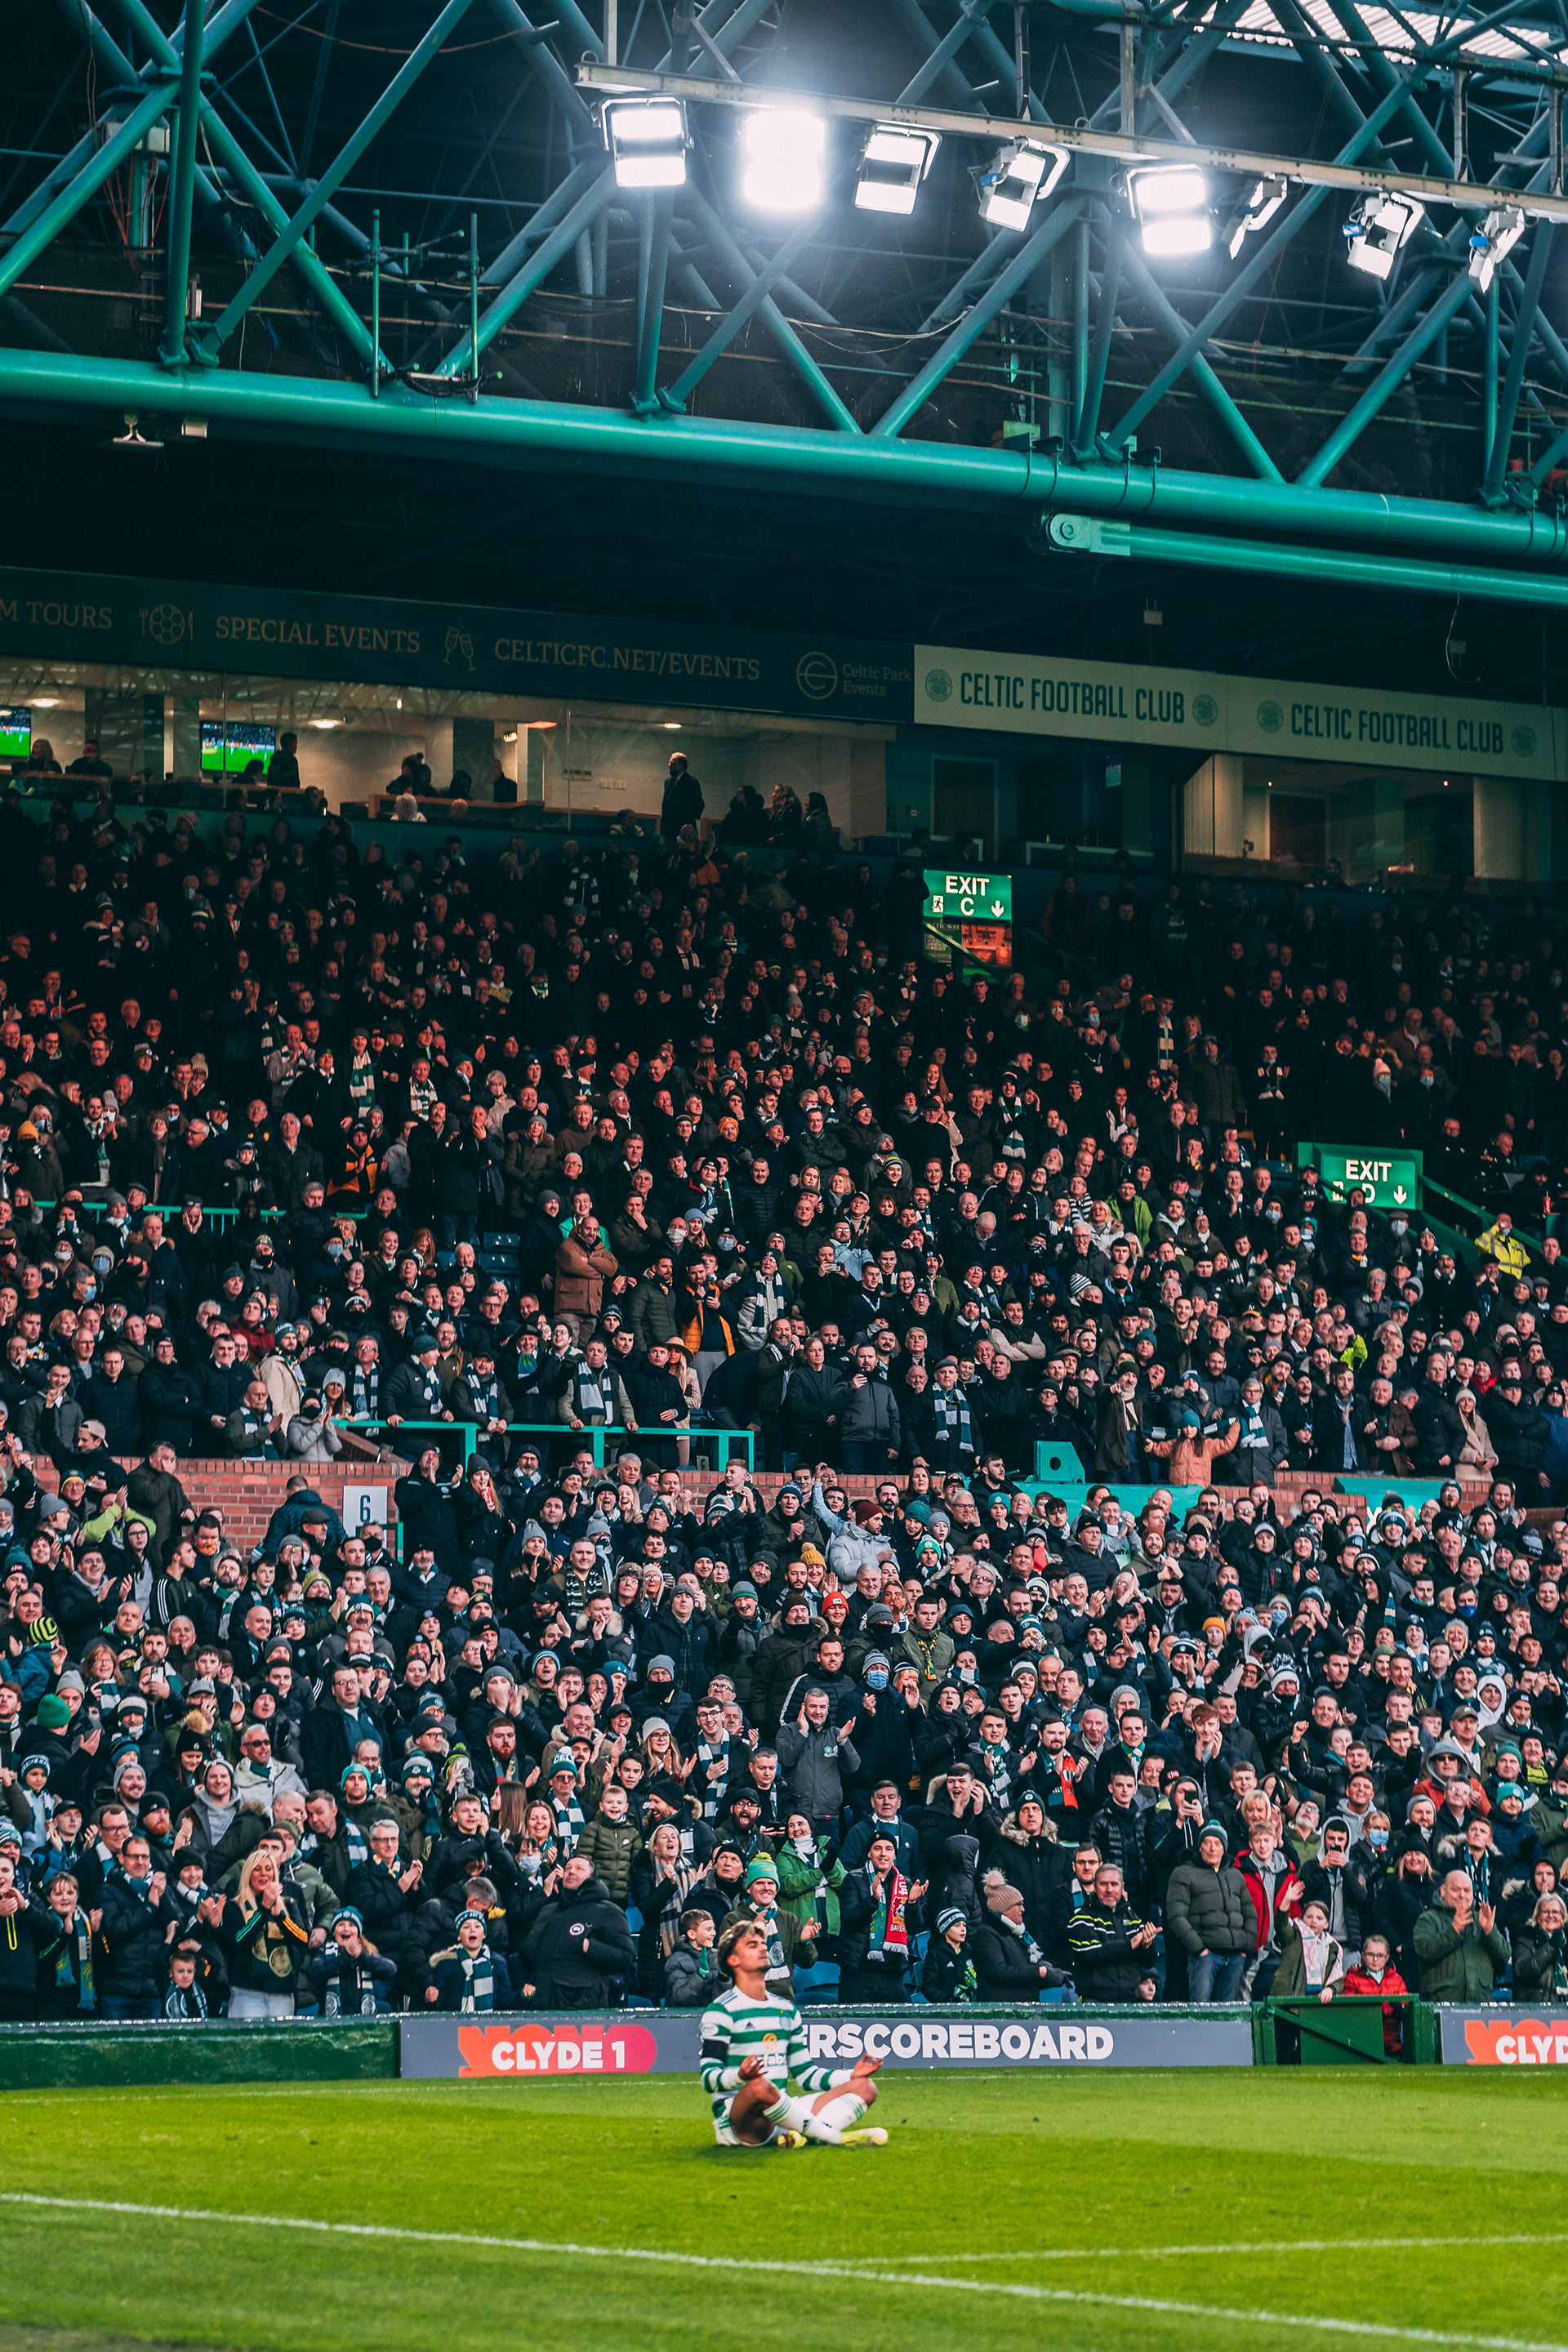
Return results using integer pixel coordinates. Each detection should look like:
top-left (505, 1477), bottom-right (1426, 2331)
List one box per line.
top-left (0, 2072), bottom-right (1562, 2352)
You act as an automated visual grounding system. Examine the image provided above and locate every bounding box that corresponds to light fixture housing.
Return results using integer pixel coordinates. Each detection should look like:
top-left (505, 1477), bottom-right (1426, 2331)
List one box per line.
top-left (1128, 166), bottom-right (1211, 256)
top-left (601, 96), bottom-right (688, 189)
top-left (741, 108), bottom-right (826, 212)
top-left (1468, 205), bottom-right (1526, 292)
top-left (1225, 173), bottom-right (1287, 259)
top-left (1343, 192), bottom-right (1423, 279)
top-left (978, 138), bottom-right (1068, 232)
top-left (855, 124), bottom-right (939, 216)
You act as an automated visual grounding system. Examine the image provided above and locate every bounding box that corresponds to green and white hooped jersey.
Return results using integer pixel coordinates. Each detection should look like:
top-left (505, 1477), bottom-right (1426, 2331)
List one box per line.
top-left (698, 1983), bottom-right (840, 2122)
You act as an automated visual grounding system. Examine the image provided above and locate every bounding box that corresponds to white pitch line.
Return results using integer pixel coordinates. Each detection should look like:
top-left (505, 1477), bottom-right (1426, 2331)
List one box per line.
top-left (0, 2192), bottom-right (1562, 2352)
top-left (855, 2235), bottom-right (1568, 2265)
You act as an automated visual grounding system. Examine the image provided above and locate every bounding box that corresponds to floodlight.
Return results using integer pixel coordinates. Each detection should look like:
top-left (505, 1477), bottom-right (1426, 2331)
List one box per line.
top-left (1468, 206), bottom-right (1526, 292)
top-left (741, 109), bottom-right (826, 212)
top-left (978, 138), bottom-right (1068, 232)
top-left (601, 97), bottom-right (688, 189)
top-left (1343, 193), bottom-right (1423, 279)
top-left (1128, 167), bottom-right (1211, 256)
top-left (855, 125), bottom-right (939, 216)
top-left (1224, 174), bottom-right (1287, 259)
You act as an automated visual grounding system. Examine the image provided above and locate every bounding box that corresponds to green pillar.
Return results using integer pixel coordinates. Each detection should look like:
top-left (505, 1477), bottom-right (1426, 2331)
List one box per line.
top-left (1371, 775), bottom-right (1405, 871)
top-left (171, 695), bottom-right (202, 780)
top-left (87, 689), bottom-right (164, 782)
top-left (1474, 775), bottom-right (1526, 880)
top-left (451, 716), bottom-right (496, 800)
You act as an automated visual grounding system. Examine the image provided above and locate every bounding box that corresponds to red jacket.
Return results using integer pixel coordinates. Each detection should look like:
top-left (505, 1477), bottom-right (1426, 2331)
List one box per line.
top-left (1232, 1846), bottom-right (1299, 1956)
top-left (1341, 1961), bottom-right (1408, 2051)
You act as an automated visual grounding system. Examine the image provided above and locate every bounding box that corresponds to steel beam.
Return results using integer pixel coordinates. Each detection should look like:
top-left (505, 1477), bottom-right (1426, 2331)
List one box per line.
top-left (486, 0), bottom-right (596, 136)
top-left (632, 192), bottom-right (674, 416)
top-left (1297, 268), bottom-right (1473, 488)
top-left (160, 0), bottom-right (207, 368)
top-left (884, 0), bottom-right (998, 114)
top-left (480, 158), bottom-right (606, 290)
top-left (1484, 274), bottom-right (1499, 479)
top-left (0, 81), bottom-right (177, 306)
top-left (1485, 221), bottom-right (1557, 499)
top-left (872, 196), bottom-right (1087, 438)
top-left (1076, 216), bottom-right (1125, 454)
top-left (669, 0), bottom-right (775, 77)
top-left (897, 0), bottom-right (994, 107)
top-left (1118, 243), bottom-right (1283, 480)
top-left (434, 167), bottom-right (616, 376)
top-left (198, 0), bottom-right (480, 359)
top-left (201, 118), bottom-right (385, 372)
top-left (1102, 62), bottom-right (1442, 454)
top-left (672, 189), bottom-right (861, 431)
top-left (1047, 519), bottom-right (1568, 608)
top-left (918, 233), bottom-right (1023, 336)
top-left (7, 348), bottom-right (1568, 575)
top-left (573, 62), bottom-right (1568, 224)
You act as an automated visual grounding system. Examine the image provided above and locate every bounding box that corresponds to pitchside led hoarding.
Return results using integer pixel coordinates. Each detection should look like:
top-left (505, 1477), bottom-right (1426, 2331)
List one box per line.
top-left (1440, 2007), bottom-right (1568, 2065)
top-left (399, 2010), bottom-right (1254, 2078)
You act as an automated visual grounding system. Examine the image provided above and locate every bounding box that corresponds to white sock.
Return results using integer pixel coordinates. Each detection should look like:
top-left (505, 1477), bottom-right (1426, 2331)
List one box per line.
top-left (804, 2091), bottom-right (867, 2144)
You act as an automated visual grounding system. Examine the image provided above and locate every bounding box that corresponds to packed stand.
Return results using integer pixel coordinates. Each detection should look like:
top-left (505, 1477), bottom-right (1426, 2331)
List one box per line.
top-left (0, 784), bottom-right (1563, 2025)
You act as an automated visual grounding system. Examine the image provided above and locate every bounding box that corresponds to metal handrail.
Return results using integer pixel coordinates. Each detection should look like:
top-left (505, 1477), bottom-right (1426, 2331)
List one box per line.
top-left (329, 1415), bottom-right (755, 1470)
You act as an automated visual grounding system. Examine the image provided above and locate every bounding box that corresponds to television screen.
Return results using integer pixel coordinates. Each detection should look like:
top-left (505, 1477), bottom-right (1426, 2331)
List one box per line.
top-left (0, 709), bottom-right (33, 760)
top-left (201, 720), bottom-right (277, 774)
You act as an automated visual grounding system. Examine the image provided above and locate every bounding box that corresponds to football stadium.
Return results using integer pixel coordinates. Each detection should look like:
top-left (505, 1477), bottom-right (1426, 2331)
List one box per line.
top-left (5, 0), bottom-right (1568, 2343)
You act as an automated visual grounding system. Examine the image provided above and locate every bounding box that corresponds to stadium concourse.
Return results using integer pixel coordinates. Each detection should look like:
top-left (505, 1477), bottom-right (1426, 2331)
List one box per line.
top-left (0, 786), bottom-right (1565, 2034)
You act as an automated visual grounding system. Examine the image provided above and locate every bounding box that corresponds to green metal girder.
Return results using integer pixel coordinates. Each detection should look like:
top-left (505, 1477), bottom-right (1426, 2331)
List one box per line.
top-left (0, 81), bottom-right (179, 304)
top-left (1056, 519), bottom-right (1568, 607)
top-left (434, 167), bottom-right (616, 377)
top-left (159, 0), bottom-right (207, 368)
top-left (198, 0), bottom-right (479, 357)
top-left (874, 196), bottom-right (1087, 439)
top-left (670, 188), bottom-right (861, 433)
top-left (2, 348), bottom-right (1568, 595)
top-left (1118, 241), bottom-right (1283, 482)
top-left (1297, 267), bottom-right (1473, 488)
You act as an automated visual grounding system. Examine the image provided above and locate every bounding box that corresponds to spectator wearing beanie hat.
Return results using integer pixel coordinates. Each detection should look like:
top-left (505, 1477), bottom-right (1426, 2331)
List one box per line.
top-left (974, 1880), bottom-right (1070, 2002)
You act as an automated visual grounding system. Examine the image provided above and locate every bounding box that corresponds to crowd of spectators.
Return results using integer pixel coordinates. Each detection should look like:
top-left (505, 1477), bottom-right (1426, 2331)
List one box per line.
top-left (0, 786), bottom-right (1563, 2028)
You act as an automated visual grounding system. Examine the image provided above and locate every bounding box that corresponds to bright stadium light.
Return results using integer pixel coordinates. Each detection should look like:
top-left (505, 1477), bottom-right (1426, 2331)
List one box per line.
top-left (855, 124), bottom-right (939, 216)
top-left (1343, 192), bottom-right (1423, 278)
top-left (741, 108), bottom-right (826, 212)
top-left (1224, 173), bottom-right (1287, 258)
top-left (978, 138), bottom-right (1068, 232)
top-left (601, 96), bottom-right (688, 189)
top-left (1128, 166), bottom-right (1211, 256)
top-left (1468, 205), bottom-right (1526, 292)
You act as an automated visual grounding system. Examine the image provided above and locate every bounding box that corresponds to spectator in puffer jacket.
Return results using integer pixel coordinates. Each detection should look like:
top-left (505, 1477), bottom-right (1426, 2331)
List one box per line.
top-left (1165, 1823), bottom-right (1253, 2003)
top-left (662, 1909), bottom-right (719, 2007)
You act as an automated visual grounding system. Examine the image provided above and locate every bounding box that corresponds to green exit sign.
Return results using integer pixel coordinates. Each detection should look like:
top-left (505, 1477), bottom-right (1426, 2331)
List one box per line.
top-left (924, 869), bottom-right (1013, 922)
top-left (1319, 1147), bottom-right (1420, 1210)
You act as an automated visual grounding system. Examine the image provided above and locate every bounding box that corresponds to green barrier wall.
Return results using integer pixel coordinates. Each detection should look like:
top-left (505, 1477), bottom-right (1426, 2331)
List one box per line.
top-left (0, 2018), bottom-right (399, 2089)
top-left (0, 2002), bottom-right (1455, 2088)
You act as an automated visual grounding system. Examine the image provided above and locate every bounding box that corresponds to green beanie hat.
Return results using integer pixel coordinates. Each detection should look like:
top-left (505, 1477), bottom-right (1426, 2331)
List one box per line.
top-left (743, 1858), bottom-right (778, 1887)
top-left (37, 1695), bottom-right (71, 1731)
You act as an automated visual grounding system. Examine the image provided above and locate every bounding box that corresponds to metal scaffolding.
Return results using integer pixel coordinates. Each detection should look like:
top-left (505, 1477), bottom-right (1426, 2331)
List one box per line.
top-left (4, 0), bottom-right (1568, 602)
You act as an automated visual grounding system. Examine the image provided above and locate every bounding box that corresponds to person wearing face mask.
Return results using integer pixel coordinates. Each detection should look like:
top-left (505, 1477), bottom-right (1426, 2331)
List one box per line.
top-left (843, 1654), bottom-right (920, 1815)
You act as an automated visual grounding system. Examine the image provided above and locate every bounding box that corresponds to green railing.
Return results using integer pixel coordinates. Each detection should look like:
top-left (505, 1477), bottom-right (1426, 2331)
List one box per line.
top-left (1255, 1993), bottom-right (1432, 2065)
top-left (330, 1417), bottom-right (755, 1471)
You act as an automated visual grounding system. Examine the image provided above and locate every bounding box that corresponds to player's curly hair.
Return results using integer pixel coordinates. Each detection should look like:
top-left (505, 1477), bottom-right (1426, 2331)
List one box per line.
top-left (717, 1918), bottom-right (766, 1976)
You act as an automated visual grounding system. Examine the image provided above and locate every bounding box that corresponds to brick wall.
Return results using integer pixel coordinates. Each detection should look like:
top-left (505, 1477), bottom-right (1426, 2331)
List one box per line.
top-left (38, 1456), bottom-right (407, 1548)
top-left (46, 1455), bottom-right (1508, 1554)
